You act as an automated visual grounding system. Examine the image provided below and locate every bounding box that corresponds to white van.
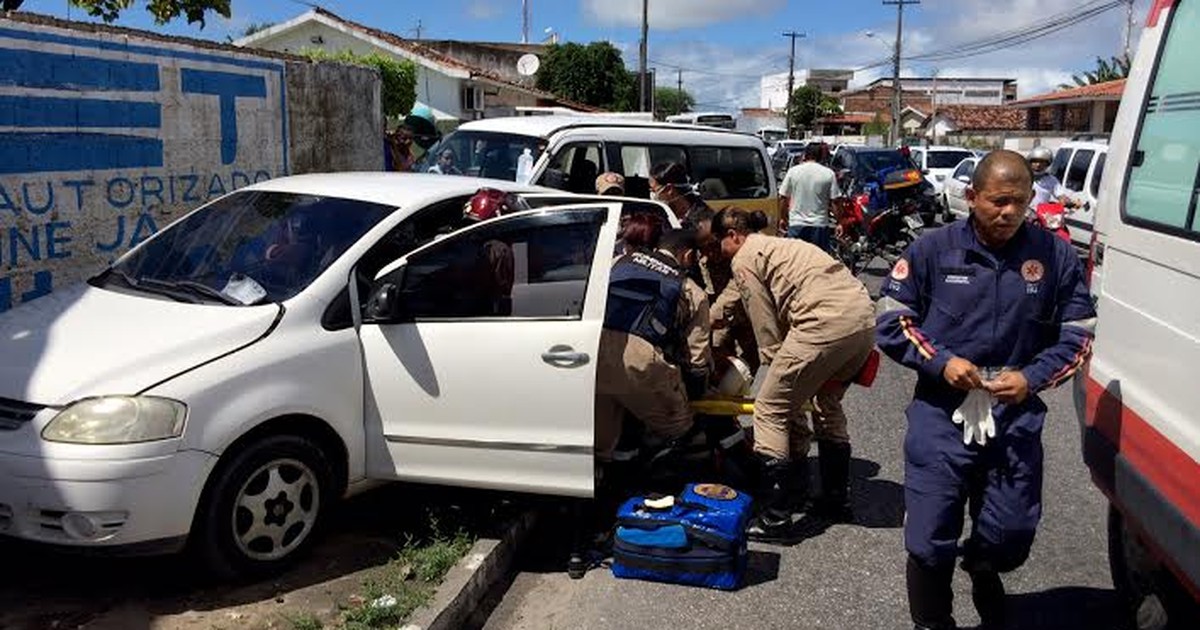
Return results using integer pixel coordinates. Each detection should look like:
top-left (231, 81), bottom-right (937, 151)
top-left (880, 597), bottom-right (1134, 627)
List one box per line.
top-left (1076, 0), bottom-right (1200, 626)
top-left (419, 116), bottom-right (780, 223)
top-left (1047, 138), bottom-right (1108, 252)
top-left (665, 112), bottom-right (737, 130)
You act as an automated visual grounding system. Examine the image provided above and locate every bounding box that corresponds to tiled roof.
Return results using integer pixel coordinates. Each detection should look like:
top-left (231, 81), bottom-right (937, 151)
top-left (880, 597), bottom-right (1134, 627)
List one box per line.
top-left (936, 105), bottom-right (1026, 131)
top-left (817, 113), bottom-right (875, 125)
top-left (1009, 79), bottom-right (1125, 107)
top-left (311, 8), bottom-right (603, 112)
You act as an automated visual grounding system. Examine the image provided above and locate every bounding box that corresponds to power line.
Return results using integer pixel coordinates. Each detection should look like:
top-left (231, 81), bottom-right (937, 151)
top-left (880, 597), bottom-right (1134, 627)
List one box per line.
top-left (648, 58), bottom-right (791, 79)
top-left (853, 0), bottom-right (1122, 71)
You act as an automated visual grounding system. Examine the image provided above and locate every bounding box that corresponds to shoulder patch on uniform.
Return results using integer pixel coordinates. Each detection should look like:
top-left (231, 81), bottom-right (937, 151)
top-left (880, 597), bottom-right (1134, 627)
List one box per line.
top-left (891, 258), bottom-right (910, 281)
top-left (1021, 259), bottom-right (1045, 283)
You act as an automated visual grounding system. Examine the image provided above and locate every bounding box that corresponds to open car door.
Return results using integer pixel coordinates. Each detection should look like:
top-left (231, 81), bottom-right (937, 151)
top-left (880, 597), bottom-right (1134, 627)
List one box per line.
top-left (357, 203), bottom-right (622, 498)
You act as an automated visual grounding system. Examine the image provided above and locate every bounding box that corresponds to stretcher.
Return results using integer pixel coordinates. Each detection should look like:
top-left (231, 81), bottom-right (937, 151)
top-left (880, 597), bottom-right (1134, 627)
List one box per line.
top-left (690, 396), bottom-right (813, 416)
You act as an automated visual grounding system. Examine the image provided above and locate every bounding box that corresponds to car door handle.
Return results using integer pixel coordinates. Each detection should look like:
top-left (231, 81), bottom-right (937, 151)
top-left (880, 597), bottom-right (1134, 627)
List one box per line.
top-left (542, 345), bottom-right (590, 368)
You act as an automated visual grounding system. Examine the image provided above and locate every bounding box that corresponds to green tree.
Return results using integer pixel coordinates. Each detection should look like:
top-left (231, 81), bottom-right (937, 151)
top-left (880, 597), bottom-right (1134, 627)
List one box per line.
top-left (302, 49), bottom-right (417, 119)
top-left (535, 42), bottom-right (637, 111)
top-left (787, 84), bottom-right (842, 131)
top-left (862, 113), bottom-right (889, 137)
top-left (654, 87), bottom-right (695, 119)
top-left (1060, 54), bottom-right (1131, 89)
top-left (69, 0), bottom-right (231, 27)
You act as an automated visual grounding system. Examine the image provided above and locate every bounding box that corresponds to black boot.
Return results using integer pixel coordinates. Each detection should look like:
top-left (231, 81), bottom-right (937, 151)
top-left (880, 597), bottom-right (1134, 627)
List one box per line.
top-left (907, 554), bottom-right (957, 630)
top-left (746, 455), bottom-right (794, 542)
top-left (814, 440), bottom-right (853, 522)
top-left (968, 569), bottom-right (1006, 629)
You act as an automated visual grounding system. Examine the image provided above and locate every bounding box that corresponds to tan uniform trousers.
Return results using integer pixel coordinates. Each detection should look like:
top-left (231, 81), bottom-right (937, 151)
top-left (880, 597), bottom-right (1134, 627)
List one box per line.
top-left (753, 327), bottom-right (875, 461)
top-left (594, 329), bottom-right (694, 462)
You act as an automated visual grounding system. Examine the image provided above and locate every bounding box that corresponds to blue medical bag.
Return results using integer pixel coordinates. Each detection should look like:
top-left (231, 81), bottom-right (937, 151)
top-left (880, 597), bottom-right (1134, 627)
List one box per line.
top-left (611, 483), bottom-right (753, 590)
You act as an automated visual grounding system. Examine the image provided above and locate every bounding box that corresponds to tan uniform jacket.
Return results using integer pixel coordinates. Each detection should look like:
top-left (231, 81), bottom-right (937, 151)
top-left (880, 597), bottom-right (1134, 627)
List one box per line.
top-left (722, 233), bottom-right (874, 364)
top-left (677, 275), bottom-right (714, 378)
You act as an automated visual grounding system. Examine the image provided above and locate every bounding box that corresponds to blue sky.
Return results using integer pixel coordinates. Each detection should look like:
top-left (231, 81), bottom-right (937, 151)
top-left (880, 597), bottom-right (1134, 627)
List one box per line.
top-left (20, 0), bottom-right (1147, 107)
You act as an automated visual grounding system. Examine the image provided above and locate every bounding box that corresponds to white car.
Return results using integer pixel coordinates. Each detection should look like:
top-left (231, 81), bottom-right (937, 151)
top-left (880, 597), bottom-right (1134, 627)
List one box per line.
top-left (0, 173), bottom-right (667, 576)
top-left (907, 146), bottom-right (977, 200)
top-left (941, 156), bottom-right (981, 221)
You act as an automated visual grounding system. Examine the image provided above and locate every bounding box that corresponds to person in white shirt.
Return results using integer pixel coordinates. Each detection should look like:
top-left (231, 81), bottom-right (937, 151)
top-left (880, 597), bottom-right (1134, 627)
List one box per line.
top-left (778, 143), bottom-right (843, 253)
top-left (1026, 146), bottom-right (1081, 212)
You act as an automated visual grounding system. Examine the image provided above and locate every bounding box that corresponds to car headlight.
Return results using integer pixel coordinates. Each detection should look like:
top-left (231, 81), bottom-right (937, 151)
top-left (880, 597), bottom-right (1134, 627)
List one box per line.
top-left (42, 397), bottom-right (187, 444)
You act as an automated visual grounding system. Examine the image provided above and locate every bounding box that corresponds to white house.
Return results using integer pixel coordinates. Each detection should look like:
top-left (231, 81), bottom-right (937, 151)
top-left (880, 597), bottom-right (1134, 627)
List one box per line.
top-left (236, 8), bottom-right (596, 125)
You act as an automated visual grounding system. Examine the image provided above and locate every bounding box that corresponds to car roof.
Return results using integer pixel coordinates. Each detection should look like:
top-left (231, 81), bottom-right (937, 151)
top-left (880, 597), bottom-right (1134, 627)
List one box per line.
top-left (241, 172), bottom-right (550, 211)
top-left (456, 115), bottom-right (752, 140)
top-left (923, 146), bottom-right (975, 152)
top-left (1055, 140), bottom-right (1109, 151)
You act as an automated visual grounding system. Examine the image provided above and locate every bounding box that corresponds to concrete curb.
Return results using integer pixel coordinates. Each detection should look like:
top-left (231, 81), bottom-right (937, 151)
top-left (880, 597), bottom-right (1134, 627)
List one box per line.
top-left (402, 508), bottom-right (539, 630)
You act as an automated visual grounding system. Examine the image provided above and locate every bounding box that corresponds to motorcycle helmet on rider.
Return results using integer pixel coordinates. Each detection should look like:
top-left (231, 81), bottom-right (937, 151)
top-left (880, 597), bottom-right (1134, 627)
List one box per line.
top-left (1027, 146), bottom-right (1054, 176)
top-left (463, 187), bottom-right (531, 223)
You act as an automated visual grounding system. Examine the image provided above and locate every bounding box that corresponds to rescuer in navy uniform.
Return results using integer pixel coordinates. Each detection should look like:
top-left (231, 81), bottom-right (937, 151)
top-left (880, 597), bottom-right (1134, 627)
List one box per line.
top-left (875, 150), bottom-right (1096, 630)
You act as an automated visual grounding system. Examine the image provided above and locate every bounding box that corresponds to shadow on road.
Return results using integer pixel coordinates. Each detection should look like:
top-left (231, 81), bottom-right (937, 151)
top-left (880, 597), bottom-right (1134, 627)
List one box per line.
top-left (744, 549), bottom-right (782, 588)
top-left (848, 457), bottom-right (905, 529)
top-left (1003, 585), bottom-right (1122, 630)
top-left (0, 483), bottom-right (524, 629)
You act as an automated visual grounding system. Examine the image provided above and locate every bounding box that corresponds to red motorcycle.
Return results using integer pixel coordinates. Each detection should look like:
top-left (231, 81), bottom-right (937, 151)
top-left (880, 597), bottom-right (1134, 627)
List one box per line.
top-left (1032, 202), bottom-right (1072, 244)
top-left (834, 192), bottom-right (925, 276)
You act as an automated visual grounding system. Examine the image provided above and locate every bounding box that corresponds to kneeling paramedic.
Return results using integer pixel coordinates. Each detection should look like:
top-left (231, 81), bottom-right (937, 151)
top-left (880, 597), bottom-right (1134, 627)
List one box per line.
top-left (875, 150), bottom-right (1095, 630)
top-left (711, 208), bottom-right (875, 539)
top-left (595, 215), bottom-right (713, 466)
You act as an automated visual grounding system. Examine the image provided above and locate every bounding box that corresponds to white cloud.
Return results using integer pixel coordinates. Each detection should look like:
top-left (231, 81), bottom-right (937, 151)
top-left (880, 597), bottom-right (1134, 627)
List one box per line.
top-left (582, 0), bottom-right (784, 30)
top-left (468, 1), bottom-right (502, 20)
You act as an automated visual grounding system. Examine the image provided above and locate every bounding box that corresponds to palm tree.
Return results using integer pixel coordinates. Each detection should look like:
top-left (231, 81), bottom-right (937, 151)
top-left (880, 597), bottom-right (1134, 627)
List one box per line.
top-left (1060, 55), bottom-right (1131, 89)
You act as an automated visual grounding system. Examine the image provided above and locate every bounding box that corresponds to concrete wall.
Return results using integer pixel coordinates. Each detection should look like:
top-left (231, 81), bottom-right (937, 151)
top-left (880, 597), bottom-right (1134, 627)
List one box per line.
top-left (287, 60), bottom-right (383, 173)
top-left (0, 15), bottom-right (381, 313)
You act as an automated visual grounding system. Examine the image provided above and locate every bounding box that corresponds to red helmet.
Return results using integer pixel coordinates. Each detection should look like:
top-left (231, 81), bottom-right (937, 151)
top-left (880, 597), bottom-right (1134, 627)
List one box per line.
top-left (463, 188), bottom-right (530, 222)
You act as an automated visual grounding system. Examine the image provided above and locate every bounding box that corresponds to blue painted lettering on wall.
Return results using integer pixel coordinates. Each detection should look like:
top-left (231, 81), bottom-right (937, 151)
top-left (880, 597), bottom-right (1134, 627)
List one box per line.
top-left (0, 48), bottom-right (160, 92)
top-left (181, 69), bottom-right (268, 165)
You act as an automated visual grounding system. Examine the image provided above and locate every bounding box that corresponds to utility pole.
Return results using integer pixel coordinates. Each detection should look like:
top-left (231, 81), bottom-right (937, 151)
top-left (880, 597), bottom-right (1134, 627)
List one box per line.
top-left (639, 0), bottom-right (650, 113)
top-left (783, 31), bottom-right (805, 138)
top-left (522, 0), bottom-right (530, 44)
top-left (883, 0), bottom-right (919, 146)
top-left (930, 68), bottom-right (938, 146)
top-left (1123, 0), bottom-right (1134, 60)
top-left (677, 68), bottom-right (683, 94)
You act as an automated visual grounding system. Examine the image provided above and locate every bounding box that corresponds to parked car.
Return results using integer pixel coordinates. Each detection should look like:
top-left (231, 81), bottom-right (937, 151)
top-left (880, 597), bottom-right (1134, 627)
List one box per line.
top-left (1047, 139), bottom-right (1108, 252)
top-left (941, 156), bottom-right (981, 221)
top-left (771, 142), bottom-right (807, 181)
top-left (419, 116), bottom-right (779, 225)
top-left (0, 173), bottom-right (672, 577)
top-left (906, 145), bottom-right (977, 200)
top-left (1076, 0), bottom-right (1200, 627)
top-left (768, 138), bottom-right (805, 158)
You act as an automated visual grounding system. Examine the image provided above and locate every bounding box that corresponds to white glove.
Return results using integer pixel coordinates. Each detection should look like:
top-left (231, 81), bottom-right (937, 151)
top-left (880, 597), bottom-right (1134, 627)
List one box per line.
top-left (951, 388), bottom-right (996, 446)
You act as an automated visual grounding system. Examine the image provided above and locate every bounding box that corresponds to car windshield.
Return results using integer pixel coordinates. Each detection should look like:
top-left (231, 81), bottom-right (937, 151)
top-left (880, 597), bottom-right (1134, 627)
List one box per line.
top-left (98, 191), bottom-right (393, 305)
top-left (416, 130), bottom-right (545, 181)
top-left (762, 130), bottom-right (787, 143)
top-left (858, 150), bottom-right (915, 174)
top-left (927, 150), bottom-right (976, 169)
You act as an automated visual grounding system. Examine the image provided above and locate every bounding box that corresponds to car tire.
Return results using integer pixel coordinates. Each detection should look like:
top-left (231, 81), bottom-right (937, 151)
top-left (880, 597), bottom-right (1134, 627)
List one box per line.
top-left (1106, 504), bottom-right (1200, 630)
top-left (191, 433), bottom-right (335, 580)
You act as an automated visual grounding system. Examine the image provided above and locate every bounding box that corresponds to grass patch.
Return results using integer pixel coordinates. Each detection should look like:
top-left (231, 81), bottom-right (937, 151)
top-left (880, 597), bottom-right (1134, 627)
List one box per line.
top-left (284, 612), bottom-right (324, 630)
top-left (341, 516), bottom-right (474, 630)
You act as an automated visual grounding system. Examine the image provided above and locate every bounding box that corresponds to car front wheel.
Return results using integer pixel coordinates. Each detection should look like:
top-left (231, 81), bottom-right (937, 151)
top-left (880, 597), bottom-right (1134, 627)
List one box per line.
top-left (191, 433), bottom-right (334, 579)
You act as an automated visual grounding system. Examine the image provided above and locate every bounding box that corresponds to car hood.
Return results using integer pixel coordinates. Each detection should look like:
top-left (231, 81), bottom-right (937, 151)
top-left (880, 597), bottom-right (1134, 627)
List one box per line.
top-left (0, 284), bottom-right (281, 406)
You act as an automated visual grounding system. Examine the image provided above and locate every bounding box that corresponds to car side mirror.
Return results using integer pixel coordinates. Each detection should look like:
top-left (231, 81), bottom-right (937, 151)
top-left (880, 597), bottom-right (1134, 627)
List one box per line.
top-left (365, 282), bottom-right (404, 323)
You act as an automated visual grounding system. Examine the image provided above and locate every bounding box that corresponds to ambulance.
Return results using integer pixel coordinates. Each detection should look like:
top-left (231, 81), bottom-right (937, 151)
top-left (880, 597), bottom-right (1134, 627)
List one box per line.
top-left (1076, 0), bottom-right (1200, 626)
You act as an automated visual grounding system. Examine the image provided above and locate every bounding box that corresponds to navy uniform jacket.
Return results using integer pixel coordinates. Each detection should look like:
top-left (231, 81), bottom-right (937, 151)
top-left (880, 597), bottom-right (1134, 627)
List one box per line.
top-left (876, 219), bottom-right (1096, 402)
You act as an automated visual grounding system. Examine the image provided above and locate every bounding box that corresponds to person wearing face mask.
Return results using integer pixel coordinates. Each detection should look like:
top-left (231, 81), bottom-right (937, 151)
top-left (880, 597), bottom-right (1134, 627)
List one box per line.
top-left (876, 151), bottom-right (1095, 630)
top-left (650, 162), bottom-right (711, 228)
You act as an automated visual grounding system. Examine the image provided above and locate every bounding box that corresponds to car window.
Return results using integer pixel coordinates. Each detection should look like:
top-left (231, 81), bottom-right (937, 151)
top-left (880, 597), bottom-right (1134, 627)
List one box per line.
top-left (1125, 0), bottom-right (1200, 231)
top-left (107, 191), bottom-right (391, 305)
top-left (927, 150), bottom-right (975, 169)
top-left (418, 130), bottom-right (543, 181)
top-left (617, 144), bottom-right (688, 198)
top-left (385, 209), bottom-right (605, 320)
top-left (541, 142), bottom-right (603, 195)
top-left (1089, 152), bottom-right (1106, 198)
top-left (857, 151), bottom-right (912, 174)
top-left (1066, 149), bottom-right (1094, 192)
top-left (1050, 148), bottom-right (1071, 182)
top-left (687, 146), bottom-right (769, 199)
top-left (952, 160), bottom-right (972, 179)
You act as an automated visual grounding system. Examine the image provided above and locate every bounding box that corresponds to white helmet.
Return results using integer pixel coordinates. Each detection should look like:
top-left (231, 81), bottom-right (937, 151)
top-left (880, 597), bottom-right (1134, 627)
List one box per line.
top-left (1027, 147), bottom-right (1053, 175)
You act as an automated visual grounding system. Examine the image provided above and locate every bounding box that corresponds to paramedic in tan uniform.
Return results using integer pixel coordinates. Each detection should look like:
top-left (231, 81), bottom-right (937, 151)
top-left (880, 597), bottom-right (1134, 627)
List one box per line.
top-left (595, 217), bottom-right (713, 463)
top-left (712, 208), bottom-right (875, 540)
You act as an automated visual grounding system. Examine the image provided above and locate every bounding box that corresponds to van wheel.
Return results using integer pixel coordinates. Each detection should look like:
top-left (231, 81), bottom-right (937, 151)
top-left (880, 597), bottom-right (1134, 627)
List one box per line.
top-left (1109, 505), bottom-right (1175, 630)
top-left (192, 434), bottom-right (334, 580)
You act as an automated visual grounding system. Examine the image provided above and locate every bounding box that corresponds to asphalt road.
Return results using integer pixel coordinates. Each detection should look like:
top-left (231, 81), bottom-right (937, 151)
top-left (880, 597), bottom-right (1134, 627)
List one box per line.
top-left (484, 258), bottom-right (1120, 630)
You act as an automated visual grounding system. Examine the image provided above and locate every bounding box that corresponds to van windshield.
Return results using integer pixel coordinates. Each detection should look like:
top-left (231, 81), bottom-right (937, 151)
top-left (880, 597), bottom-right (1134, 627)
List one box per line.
top-left (417, 130), bottom-right (545, 181)
top-left (94, 191), bottom-right (392, 305)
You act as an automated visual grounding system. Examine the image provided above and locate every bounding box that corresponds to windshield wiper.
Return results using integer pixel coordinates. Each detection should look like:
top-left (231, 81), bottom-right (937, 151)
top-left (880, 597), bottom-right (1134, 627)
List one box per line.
top-left (137, 277), bottom-right (244, 306)
top-left (95, 269), bottom-right (199, 304)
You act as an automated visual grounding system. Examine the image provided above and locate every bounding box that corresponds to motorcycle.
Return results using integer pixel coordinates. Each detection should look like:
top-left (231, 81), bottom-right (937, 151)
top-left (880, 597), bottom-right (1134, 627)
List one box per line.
top-left (1031, 202), bottom-right (1073, 244)
top-left (833, 165), bottom-right (931, 275)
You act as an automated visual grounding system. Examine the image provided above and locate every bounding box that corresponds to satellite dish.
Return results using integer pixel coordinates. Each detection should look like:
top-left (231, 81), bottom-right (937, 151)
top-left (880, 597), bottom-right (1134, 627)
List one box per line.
top-left (517, 53), bottom-right (541, 77)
